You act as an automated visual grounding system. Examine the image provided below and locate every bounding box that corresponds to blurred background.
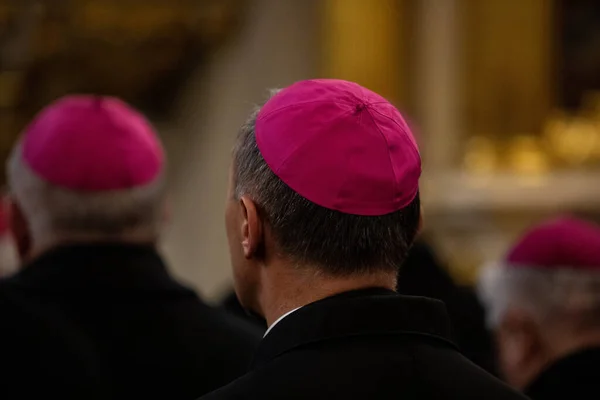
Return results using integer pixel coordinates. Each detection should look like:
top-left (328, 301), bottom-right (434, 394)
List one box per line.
top-left (1, 0), bottom-right (600, 299)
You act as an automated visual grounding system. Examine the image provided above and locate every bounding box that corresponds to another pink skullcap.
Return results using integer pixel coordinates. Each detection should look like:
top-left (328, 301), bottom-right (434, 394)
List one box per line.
top-left (506, 217), bottom-right (600, 270)
top-left (20, 95), bottom-right (164, 192)
top-left (256, 79), bottom-right (421, 216)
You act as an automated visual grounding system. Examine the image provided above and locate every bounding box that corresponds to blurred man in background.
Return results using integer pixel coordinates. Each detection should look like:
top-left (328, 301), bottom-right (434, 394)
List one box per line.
top-left (478, 217), bottom-right (600, 399)
top-left (201, 79), bottom-right (526, 400)
top-left (0, 96), bottom-right (260, 400)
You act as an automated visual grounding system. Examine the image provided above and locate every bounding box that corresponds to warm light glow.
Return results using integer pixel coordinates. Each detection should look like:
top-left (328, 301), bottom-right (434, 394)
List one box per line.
top-left (506, 135), bottom-right (550, 175)
top-left (321, 0), bottom-right (403, 101)
top-left (545, 115), bottom-right (598, 166)
top-left (463, 136), bottom-right (498, 174)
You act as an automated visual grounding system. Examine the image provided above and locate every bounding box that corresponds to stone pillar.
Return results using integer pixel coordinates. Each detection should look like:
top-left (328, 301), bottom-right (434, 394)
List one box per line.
top-left (414, 0), bottom-right (461, 173)
top-left (160, 0), bottom-right (318, 300)
top-left (320, 0), bottom-right (406, 103)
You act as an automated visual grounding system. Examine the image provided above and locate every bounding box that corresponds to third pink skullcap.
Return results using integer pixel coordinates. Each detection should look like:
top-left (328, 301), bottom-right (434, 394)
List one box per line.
top-left (506, 217), bottom-right (600, 270)
top-left (256, 79), bottom-right (421, 216)
top-left (20, 95), bottom-right (164, 192)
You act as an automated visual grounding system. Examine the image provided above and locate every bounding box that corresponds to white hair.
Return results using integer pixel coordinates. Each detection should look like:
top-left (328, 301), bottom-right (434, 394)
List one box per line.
top-left (7, 144), bottom-right (166, 244)
top-left (478, 263), bottom-right (600, 330)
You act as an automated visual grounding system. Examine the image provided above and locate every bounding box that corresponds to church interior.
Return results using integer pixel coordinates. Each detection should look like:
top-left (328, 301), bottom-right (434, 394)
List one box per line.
top-left (1, 0), bottom-right (600, 297)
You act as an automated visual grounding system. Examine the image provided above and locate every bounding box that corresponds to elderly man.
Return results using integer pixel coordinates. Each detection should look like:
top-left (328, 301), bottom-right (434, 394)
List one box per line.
top-left (200, 79), bottom-right (526, 400)
top-left (478, 217), bottom-right (600, 399)
top-left (0, 96), bottom-right (260, 400)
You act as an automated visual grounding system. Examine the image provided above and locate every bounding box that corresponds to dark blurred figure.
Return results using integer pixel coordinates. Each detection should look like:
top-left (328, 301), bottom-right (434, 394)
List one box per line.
top-left (479, 217), bottom-right (600, 399)
top-left (0, 96), bottom-right (261, 400)
top-left (397, 239), bottom-right (496, 374)
top-left (221, 289), bottom-right (267, 331)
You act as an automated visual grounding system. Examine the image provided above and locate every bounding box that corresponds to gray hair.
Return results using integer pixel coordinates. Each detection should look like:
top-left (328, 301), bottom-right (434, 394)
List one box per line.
top-left (478, 264), bottom-right (600, 330)
top-left (233, 89), bottom-right (281, 201)
top-left (232, 91), bottom-right (421, 276)
top-left (7, 144), bottom-right (166, 244)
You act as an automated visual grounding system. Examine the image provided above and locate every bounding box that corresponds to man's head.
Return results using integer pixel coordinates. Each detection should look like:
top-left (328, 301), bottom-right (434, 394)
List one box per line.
top-left (478, 217), bottom-right (600, 389)
top-left (226, 79), bottom-right (422, 314)
top-left (6, 95), bottom-right (166, 261)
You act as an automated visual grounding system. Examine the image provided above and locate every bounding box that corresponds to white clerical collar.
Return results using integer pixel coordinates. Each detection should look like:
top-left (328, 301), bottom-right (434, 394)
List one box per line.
top-left (264, 307), bottom-right (301, 337)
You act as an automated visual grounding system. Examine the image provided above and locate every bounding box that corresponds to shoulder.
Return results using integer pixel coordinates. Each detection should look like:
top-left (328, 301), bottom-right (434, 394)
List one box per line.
top-left (199, 341), bottom-right (527, 400)
top-left (197, 367), bottom-right (273, 400)
top-left (411, 344), bottom-right (527, 399)
top-left (200, 338), bottom-right (412, 400)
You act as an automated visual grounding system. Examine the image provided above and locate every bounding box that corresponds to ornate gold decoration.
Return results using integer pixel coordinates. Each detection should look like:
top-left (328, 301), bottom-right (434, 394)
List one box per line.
top-left (0, 70), bottom-right (22, 108)
top-left (0, 0), bottom-right (246, 114)
top-left (544, 112), bottom-right (598, 166)
top-left (320, 0), bottom-right (408, 103)
top-left (505, 135), bottom-right (550, 175)
top-left (461, 1), bottom-right (552, 147)
top-left (463, 136), bottom-right (498, 175)
top-left (463, 92), bottom-right (600, 174)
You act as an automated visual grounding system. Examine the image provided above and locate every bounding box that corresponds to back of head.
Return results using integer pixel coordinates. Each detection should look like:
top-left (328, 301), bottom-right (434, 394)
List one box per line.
top-left (479, 217), bottom-right (600, 330)
top-left (6, 95), bottom-right (166, 259)
top-left (228, 79), bottom-right (422, 312)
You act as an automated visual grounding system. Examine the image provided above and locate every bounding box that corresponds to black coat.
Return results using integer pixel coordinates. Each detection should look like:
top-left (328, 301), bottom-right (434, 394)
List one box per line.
top-left (0, 244), bottom-right (261, 400)
top-left (200, 288), bottom-right (527, 400)
top-left (221, 240), bottom-right (497, 374)
top-left (525, 347), bottom-right (600, 399)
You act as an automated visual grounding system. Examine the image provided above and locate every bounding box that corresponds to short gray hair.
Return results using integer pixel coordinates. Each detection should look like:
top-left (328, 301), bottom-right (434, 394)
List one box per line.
top-left (232, 92), bottom-right (421, 276)
top-left (7, 144), bottom-right (166, 243)
top-left (478, 264), bottom-right (600, 330)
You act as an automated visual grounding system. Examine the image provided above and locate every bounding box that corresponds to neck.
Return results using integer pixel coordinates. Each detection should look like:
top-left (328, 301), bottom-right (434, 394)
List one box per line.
top-left (519, 329), bottom-right (600, 390)
top-left (259, 263), bottom-right (397, 327)
top-left (548, 329), bottom-right (600, 362)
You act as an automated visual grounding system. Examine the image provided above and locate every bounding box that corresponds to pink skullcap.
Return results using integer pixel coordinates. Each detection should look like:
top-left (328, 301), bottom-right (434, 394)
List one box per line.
top-left (255, 79), bottom-right (421, 216)
top-left (506, 217), bottom-right (600, 270)
top-left (21, 95), bottom-right (164, 192)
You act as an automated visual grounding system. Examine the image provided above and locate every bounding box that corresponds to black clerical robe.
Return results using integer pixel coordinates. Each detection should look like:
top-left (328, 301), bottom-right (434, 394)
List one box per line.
top-left (0, 243), bottom-right (261, 400)
top-left (525, 347), bottom-right (600, 400)
top-left (200, 288), bottom-right (527, 400)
